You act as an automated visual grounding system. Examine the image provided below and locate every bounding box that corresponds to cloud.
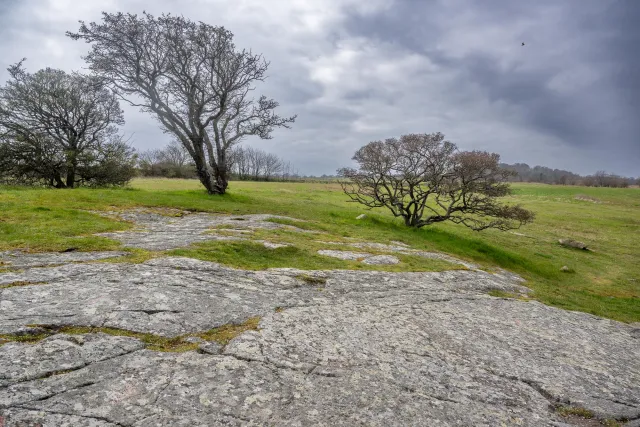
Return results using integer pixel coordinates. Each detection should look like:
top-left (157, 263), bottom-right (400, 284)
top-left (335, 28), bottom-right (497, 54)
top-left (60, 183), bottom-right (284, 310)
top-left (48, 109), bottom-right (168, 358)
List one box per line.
top-left (0, 0), bottom-right (638, 176)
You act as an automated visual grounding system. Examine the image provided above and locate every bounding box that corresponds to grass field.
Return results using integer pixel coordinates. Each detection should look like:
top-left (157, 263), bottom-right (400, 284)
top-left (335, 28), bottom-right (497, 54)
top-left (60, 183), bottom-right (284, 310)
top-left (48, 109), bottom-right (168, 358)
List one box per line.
top-left (1, 178), bottom-right (638, 323)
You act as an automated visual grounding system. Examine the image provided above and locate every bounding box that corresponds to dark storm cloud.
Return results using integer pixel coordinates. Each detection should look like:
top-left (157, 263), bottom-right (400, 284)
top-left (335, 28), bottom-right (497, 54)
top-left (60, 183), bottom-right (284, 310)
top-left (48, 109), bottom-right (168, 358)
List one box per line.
top-left (344, 0), bottom-right (640, 175)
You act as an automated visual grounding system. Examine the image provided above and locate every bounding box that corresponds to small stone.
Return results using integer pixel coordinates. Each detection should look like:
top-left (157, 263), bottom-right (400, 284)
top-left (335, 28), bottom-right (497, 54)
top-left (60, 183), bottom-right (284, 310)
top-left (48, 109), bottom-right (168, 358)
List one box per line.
top-left (558, 239), bottom-right (588, 250)
top-left (184, 336), bottom-right (205, 344)
top-left (560, 266), bottom-right (570, 272)
top-left (198, 341), bottom-right (223, 354)
top-left (362, 255), bottom-right (400, 265)
top-left (356, 214), bottom-right (367, 220)
top-left (263, 242), bottom-right (289, 249)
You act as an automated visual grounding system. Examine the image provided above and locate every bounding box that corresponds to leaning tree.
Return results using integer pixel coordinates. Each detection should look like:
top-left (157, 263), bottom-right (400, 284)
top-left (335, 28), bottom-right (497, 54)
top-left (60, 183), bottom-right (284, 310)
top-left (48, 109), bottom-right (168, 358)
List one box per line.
top-left (0, 61), bottom-right (135, 188)
top-left (68, 12), bottom-right (296, 194)
top-left (338, 133), bottom-right (534, 230)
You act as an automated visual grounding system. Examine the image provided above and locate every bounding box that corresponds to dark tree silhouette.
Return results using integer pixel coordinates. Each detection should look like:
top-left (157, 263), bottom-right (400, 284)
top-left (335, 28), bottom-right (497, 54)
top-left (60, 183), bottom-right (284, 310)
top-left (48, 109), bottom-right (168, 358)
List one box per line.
top-left (0, 61), bottom-right (134, 187)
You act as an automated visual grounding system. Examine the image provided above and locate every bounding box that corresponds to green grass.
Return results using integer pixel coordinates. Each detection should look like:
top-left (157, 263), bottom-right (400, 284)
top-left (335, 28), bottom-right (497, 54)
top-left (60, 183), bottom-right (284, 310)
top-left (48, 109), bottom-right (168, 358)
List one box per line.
top-left (170, 240), bottom-right (456, 272)
top-left (1, 179), bottom-right (639, 322)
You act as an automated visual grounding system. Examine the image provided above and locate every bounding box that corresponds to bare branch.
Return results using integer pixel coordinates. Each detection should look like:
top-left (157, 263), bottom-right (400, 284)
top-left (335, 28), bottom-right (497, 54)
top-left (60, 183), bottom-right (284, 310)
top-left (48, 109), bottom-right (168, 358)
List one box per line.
top-left (338, 133), bottom-right (535, 231)
top-left (68, 12), bottom-right (296, 194)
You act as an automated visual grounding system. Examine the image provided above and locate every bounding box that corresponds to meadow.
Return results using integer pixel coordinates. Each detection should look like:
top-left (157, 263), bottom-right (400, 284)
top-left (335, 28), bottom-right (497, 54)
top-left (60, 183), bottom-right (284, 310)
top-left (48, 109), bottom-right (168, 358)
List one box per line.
top-left (1, 178), bottom-right (638, 323)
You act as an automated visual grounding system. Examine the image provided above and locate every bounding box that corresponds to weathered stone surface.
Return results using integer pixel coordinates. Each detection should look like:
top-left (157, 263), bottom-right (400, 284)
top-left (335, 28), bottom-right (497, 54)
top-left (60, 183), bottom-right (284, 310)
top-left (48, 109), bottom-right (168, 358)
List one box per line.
top-left (317, 250), bottom-right (372, 260)
top-left (317, 241), bottom-right (478, 268)
top-left (1, 256), bottom-right (638, 425)
top-left (94, 209), bottom-right (308, 250)
top-left (198, 341), bottom-right (223, 355)
top-left (351, 241), bottom-right (413, 252)
top-left (317, 246), bottom-right (477, 269)
top-left (0, 257), bottom-right (524, 337)
top-left (262, 241), bottom-right (289, 249)
top-left (361, 254), bottom-right (400, 265)
top-left (1, 296), bottom-right (638, 425)
top-left (1, 408), bottom-right (117, 426)
top-left (0, 251), bottom-right (127, 269)
top-left (0, 333), bottom-right (143, 388)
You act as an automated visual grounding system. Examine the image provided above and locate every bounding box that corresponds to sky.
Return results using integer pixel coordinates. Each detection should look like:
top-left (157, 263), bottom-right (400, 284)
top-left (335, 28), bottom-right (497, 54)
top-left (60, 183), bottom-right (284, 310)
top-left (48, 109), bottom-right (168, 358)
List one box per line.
top-left (0, 0), bottom-right (638, 177)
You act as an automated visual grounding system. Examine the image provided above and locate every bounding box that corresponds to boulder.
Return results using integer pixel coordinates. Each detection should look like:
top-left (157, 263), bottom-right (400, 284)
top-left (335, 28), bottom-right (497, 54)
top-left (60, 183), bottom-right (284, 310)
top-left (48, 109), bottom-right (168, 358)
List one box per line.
top-left (558, 239), bottom-right (588, 250)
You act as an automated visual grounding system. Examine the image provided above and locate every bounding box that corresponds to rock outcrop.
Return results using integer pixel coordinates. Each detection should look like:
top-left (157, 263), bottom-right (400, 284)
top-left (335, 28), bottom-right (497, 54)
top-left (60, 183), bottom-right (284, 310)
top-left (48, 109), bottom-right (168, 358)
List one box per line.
top-left (1, 256), bottom-right (638, 426)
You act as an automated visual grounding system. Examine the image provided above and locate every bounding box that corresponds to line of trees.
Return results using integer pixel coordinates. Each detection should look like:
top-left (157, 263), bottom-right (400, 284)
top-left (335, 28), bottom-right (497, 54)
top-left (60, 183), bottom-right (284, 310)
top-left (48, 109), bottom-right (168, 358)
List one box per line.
top-left (138, 142), bottom-right (300, 182)
top-left (500, 163), bottom-right (638, 188)
top-left (230, 146), bottom-right (299, 181)
top-left (138, 141), bottom-right (196, 179)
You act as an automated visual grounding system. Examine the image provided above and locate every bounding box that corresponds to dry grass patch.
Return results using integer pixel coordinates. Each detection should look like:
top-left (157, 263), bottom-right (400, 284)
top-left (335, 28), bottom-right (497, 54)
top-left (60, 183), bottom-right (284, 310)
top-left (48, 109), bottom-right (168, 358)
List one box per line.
top-left (0, 280), bottom-right (47, 289)
top-left (0, 318), bottom-right (261, 352)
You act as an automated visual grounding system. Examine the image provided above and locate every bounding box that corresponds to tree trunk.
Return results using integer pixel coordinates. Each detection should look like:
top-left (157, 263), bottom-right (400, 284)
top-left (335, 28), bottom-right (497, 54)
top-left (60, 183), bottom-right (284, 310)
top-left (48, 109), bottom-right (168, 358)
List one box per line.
top-left (65, 169), bottom-right (75, 188)
top-left (65, 149), bottom-right (77, 188)
top-left (212, 148), bottom-right (229, 195)
top-left (54, 174), bottom-right (66, 188)
top-left (214, 167), bottom-right (228, 194)
top-left (213, 161), bottom-right (229, 194)
top-left (195, 165), bottom-right (219, 194)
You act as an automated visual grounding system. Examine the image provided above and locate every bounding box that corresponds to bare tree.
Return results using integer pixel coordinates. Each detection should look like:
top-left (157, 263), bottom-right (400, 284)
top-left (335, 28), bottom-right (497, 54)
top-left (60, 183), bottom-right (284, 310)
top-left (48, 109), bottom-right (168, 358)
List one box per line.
top-left (262, 152), bottom-right (283, 181)
top-left (226, 145), bottom-right (297, 181)
top-left (138, 140), bottom-right (197, 179)
top-left (594, 171), bottom-right (608, 187)
top-left (68, 12), bottom-right (296, 194)
top-left (158, 140), bottom-right (191, 167)
top-left (338, 133), bottom-right (534, 230)
top-left (0, 61), bottom-right (133, 187)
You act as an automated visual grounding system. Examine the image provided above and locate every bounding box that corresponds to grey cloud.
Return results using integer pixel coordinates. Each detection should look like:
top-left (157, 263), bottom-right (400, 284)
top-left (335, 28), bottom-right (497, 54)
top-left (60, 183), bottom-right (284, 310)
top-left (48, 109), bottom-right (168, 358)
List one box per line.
top-left (343, 0), bottom-right (639, 175)
top-left (0, 0), bottom-right (637, 176)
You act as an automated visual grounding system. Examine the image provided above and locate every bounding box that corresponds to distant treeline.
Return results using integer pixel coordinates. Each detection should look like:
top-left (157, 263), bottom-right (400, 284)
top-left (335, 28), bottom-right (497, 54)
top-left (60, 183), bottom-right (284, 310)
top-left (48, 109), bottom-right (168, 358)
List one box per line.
top-left (138, 142), bottom-right (301, 182)
top-left (499, 163), bottom-right (638, 188)
top-left (137, 143), bottom-right (638, 188)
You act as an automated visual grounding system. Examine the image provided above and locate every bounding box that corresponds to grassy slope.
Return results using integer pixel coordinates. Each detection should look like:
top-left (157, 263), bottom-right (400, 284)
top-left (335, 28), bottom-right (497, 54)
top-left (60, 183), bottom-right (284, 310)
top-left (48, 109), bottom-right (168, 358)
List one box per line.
top-left (0, 178), bottom-right (638, 322)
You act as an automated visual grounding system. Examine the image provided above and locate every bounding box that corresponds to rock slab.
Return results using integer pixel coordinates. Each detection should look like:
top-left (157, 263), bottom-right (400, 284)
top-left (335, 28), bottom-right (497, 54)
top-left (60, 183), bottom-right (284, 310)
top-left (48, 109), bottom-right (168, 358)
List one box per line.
top-left (0, 257), bottom-right (638, 426)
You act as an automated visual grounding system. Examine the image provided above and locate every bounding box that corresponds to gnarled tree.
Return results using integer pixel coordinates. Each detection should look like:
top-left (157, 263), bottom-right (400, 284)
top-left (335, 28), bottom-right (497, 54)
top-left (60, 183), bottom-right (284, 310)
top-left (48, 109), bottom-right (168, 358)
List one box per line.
top-left (68, 12), bottom-right (296, 194)
top-left (0, 61), bottom-right (134, 187)
top-left (338, 133), bottom-right (534, 230)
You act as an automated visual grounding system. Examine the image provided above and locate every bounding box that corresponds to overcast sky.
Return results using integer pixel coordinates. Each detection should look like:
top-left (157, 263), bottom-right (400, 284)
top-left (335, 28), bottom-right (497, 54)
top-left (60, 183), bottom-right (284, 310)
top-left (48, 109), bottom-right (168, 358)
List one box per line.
top-left (0, 0), bottom-right (638, 176)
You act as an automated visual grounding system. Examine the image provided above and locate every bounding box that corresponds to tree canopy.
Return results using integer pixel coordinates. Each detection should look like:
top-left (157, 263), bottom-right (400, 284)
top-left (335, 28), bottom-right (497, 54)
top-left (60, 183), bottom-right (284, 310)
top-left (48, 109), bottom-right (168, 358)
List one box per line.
top-left (338, 133), bottom-right (535, 230)
top-left (0, 61), bottom-right (135, 187)
top-left (68, 12), bottom-right (295, 194)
